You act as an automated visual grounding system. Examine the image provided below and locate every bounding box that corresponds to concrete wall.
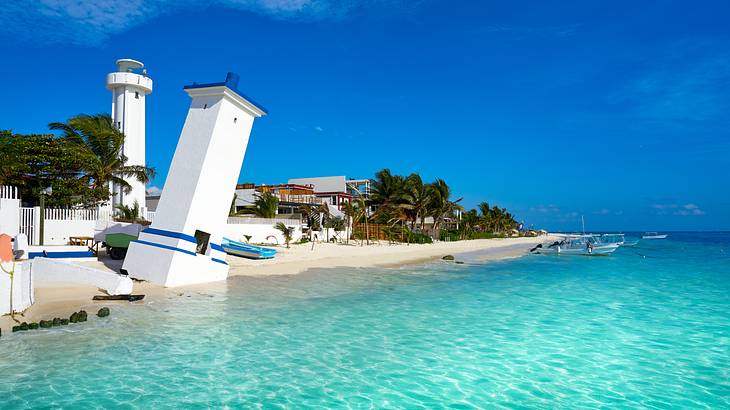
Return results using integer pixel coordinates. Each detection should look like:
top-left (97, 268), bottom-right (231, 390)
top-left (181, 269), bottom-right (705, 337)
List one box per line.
top-left (0, 198), bottom-right (20, 237)
top-left (44, 219), bottom-right (97, 245)
top-left (0, 261), bottom-right (34, 315)
top-left (224, 219), bottom-right (303, 245)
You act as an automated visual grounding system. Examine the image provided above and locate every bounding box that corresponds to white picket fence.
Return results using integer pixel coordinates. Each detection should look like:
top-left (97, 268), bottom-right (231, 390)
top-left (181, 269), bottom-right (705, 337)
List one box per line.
top-left (0, 185), bottom-right (19, 199)
top-left (16, 206), bottom-right (155, 245)
top-left (43, 208), bottom-right (114, 221)
top-left (19, 207), bottom-right (36, 243)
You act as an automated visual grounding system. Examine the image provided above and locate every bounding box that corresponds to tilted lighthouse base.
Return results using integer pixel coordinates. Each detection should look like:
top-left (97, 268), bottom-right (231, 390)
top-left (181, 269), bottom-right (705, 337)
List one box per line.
top-left (122, 73), bottom-right (266, 287)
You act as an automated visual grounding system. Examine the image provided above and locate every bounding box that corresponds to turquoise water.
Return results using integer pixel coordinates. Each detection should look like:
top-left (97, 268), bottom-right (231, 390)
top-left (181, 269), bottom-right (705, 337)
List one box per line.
top-left (1, 233), bottom-right (729, 408)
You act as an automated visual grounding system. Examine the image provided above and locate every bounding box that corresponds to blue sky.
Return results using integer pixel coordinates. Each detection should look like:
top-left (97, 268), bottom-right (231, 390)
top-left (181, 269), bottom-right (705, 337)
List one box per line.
top-left (1, 0), bottom-right (729, 231)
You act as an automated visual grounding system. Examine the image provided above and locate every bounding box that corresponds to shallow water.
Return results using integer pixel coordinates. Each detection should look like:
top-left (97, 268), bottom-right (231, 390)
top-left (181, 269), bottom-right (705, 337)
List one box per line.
top-left (1, 233), bottom-right (729, 408)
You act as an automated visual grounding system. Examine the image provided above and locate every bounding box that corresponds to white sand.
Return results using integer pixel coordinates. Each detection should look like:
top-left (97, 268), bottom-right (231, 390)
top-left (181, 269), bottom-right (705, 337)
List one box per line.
top-left (227, 236), bottom-right (556, 276)
top-left (1, 236), bottom-right (557, 333)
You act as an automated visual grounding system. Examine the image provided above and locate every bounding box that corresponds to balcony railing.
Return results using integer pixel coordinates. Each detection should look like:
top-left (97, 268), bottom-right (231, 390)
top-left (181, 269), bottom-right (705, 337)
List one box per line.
top-left (274, 193), bottom-right (323, 205)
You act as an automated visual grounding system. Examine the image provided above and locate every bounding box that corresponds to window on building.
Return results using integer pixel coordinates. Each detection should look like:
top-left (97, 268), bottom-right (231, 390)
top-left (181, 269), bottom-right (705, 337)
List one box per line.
top-left (135, 91), bottom-right (139, 99)
top-left (194, 230), bottom-right (210, 255)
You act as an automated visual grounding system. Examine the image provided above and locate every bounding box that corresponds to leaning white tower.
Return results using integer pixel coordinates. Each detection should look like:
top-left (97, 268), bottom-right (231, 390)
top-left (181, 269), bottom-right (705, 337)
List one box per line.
top-left (106, 59), bottom-right (153, 212)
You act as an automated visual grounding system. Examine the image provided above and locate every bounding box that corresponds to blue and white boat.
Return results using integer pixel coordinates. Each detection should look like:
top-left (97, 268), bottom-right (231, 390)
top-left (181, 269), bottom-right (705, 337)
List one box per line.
top-left (533, 235), bottom-right (619, 256)
top-left (221, 238), bottom-right (277, 259)
top-left (642, 232), bottom-right (668, 239)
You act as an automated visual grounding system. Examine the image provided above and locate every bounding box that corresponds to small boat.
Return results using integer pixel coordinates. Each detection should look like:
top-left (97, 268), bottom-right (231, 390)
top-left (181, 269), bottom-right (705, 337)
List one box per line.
top-left (221, 238), bottom-right (277, 259)
top-left (642, 232), bottom-right (668, 239)
top-left (533, 235), bottom-right (619, 256)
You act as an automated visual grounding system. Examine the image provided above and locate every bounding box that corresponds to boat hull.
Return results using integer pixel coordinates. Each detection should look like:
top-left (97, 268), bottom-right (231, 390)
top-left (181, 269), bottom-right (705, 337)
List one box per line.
top-left (642, 235), bottom-right (668, 239)
top-left (222, 238), bottom-right (277, 259)
top-left (537, 244), bottom-right (619, 256)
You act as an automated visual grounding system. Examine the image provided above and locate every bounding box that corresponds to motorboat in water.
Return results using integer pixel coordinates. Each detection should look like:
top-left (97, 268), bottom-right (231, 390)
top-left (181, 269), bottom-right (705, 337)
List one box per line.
top-left (221, 238), bottom-right (277, 259)
top-left (642, 232), bottom-right (668, 239)
top-left (531, 235), bottom-right (620, 256)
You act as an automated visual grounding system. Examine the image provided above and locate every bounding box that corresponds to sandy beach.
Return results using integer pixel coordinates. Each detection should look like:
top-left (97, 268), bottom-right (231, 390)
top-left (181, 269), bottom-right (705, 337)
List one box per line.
top-left (1, 236), bottom-right (556, 332)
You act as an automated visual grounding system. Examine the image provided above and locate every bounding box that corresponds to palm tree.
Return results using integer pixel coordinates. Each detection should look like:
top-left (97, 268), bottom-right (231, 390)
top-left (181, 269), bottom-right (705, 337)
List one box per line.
top-left (370, 168), bottom-right (407, 220)
top-left (115, 200), bottom-right (141, 222)
top-left (403, 173), bottom-right (431, 230)
top-left (239, 192), bottom-right (279, 218)
top-left (49, 114), bottom-right (155, 204)
top-left (478, 202), bottom-right (494, 232)
top-left (274, 222), bottom-right (294, 248)
top-left (427, 178), bottom-right (462, 234)
top-left (459, 209), bottom-right (479, 239)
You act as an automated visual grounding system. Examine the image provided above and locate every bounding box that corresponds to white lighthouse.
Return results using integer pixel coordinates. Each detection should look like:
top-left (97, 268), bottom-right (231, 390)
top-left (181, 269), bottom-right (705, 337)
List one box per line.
top-left (122, 72), bottom-right (266, 287)
top-left (106, 59), bottom-right (153, 211)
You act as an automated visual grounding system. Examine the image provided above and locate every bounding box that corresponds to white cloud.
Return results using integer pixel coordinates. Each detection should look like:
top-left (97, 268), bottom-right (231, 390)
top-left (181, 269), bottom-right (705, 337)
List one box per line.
top-left (314, 126), bottom-right (324, 132)
top-left (0, 0), bottom-right (364, 46)
top-left (651, 203), bottom-right (705, 216)
top-left (529, 204), bottom-right (560, 214)
top-left (146, 185), bottom-right (162, 195)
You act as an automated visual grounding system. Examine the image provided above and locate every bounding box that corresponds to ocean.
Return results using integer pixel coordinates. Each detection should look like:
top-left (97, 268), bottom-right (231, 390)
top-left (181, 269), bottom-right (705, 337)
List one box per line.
top-left (1, 232), bottom-right (729, 408)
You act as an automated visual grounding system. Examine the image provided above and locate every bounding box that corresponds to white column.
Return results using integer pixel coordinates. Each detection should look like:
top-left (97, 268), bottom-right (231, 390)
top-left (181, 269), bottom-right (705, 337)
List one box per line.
top-left (106, 59), bottom-right (152, 212)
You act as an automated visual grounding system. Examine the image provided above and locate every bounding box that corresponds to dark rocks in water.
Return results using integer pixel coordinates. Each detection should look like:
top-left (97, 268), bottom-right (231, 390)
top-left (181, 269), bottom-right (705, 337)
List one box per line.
top-left (52, 318), bottom-right (61, 327)
top-left (455, 261), bottom-right (465, 264)
top-left (97, 307), bottom-right (110, 318)
top-left (12, 326), bottom-right (20, 332)
top-left (39, 320), bottom-right (52, 328)
top-left (19, 322), bottom-right (29, 331)
top-left (60, 319), bottom-right (69, 325)
top-left (69, 312), bottom-right (79, 323)
top-left (29, 322), bottom-right (39, 330)
top-left (442, 255), bottom-right (455, 261)
top-left (77, 311), bottom-right (88, 322)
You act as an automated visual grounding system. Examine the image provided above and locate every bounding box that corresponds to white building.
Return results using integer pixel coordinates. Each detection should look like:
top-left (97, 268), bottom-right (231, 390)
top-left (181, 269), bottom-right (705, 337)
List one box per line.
top-left (122, 72), bottom-right (267, 287)
top-left (288, 176), bottom-right (371, 209)
top-left (106, 59), bottom-right (152, 212)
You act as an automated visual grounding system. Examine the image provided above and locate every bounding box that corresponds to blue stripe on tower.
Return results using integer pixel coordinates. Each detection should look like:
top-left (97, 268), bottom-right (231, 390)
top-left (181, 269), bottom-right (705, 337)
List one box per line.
top-left (142, 228), bottom-right (197, 244)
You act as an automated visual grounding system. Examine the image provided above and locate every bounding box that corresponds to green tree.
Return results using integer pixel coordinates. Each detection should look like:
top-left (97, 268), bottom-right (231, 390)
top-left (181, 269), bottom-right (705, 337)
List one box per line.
top-left (0, 131), bottom-right (94, 206)
top-left (48, 114), bottom-right (155, 205)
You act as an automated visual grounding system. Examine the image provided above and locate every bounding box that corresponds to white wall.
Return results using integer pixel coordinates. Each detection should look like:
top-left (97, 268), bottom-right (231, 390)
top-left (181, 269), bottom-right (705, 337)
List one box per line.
top-left (43, 219), bottom-right (97, 245)
top-left (0, 261), bottom-right (34, 315)
top-left (224, 220), bottom-right (303, 245)
top-left (0, 198), bottom-right (20, 236)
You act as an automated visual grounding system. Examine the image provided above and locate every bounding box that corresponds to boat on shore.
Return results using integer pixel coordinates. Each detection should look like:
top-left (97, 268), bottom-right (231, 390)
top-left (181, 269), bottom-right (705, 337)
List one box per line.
top-left (532, 235), bottom-right (620, 256)
top-left (221, 238), bottom-right (277, 259)
top-left (642, 232), bottom-right (668, 239)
